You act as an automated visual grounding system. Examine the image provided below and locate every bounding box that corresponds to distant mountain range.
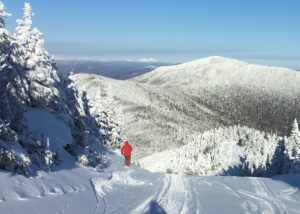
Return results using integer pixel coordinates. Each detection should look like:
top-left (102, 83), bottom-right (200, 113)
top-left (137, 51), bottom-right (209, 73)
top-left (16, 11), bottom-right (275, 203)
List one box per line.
top-left (73, 56), bottom-right (300, 160)
top-left (55, 59), bottom-right (173, 80)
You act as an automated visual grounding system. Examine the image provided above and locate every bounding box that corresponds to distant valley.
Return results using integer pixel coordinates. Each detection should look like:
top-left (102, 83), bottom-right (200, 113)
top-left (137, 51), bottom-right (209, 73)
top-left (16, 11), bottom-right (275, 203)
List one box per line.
top-left (56, 59), bottom-right (172, 80)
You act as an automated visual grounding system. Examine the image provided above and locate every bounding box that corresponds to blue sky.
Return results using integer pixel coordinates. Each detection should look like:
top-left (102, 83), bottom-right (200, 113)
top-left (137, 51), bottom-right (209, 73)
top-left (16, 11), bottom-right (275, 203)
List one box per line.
top-left (2, 0), bottom-right (300, 68)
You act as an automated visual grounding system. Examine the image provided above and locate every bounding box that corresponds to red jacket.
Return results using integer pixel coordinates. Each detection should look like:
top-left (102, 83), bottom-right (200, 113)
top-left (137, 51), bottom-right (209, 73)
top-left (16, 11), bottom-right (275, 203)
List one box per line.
top-left (121, 141), bottom-right (132, 156)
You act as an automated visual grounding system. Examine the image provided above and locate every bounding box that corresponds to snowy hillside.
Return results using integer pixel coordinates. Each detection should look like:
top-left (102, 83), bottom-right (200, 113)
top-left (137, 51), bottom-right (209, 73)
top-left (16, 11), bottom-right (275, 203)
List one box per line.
top-left (135, 56), bottom-right (299, 93)
top-left (72, 56), bottom-right (300, 161)
top-left (72, 74), bottom-right (218, 160)
top-left (134, 56), bottom-right (300, 135)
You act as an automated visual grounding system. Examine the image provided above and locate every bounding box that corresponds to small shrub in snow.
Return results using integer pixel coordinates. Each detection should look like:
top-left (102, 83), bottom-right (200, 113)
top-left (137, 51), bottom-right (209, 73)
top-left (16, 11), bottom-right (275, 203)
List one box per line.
top-left (77, 154), bottom-right (90, 166)
top-left (203, 145), bottom-right (213, 155)
top-left (237, 139), bottom-right (246, 147)
top-left (44, 149), bottom-right (54, 172)
top-left (0, 121), bottom-right (17, 146)
top-left (0, 148), bottom-right (30, 175)
top-left (166, 168), bottom-right (172, 174)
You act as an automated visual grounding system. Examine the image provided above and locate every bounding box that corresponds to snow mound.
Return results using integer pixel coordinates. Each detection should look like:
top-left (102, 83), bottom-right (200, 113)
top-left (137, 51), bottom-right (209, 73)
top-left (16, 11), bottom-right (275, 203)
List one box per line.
top-left (109, 171), bottom-right (146, 186)
top-left (93, 170), bottom-right (145, 197)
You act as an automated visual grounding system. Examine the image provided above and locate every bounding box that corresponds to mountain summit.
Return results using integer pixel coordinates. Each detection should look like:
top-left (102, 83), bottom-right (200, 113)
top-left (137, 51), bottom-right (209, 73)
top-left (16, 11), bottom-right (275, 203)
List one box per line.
top-left (136, 56), bottom-right (299, 95)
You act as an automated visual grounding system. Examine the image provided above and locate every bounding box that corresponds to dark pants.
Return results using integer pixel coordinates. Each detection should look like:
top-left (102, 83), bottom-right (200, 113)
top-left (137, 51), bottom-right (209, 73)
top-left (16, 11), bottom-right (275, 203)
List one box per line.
top-left (124, 155), bottom-right (131, 166)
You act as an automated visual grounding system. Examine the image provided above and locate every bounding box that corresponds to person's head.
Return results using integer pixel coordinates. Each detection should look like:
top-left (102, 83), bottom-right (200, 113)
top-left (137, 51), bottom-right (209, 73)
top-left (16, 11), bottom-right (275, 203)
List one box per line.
top-left (124, 140), bottom-right (128, 145)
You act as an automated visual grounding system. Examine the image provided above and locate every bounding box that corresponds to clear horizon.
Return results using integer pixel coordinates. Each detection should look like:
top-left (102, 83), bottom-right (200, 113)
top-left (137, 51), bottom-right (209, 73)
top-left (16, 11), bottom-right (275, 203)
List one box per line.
top-left (2, 0), bottom-right (300, 69)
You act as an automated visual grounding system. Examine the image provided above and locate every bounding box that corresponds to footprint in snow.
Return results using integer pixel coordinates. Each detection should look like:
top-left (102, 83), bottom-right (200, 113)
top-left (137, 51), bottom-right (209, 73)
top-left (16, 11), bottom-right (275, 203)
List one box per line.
top-left (0, 194), bottom-right (6, 203)
top-left (14, 186), bottom-right (30, 200)
top-left (49, 187), bottom-right (64, 195)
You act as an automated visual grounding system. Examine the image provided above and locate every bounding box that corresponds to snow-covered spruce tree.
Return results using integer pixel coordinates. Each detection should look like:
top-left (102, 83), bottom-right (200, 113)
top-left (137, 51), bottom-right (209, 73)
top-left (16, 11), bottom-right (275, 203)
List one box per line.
top-left (16, 2), bottom-right (48, 69)
top-left (268, 138), bottom-right (286, 175)
top-left (0, 121), bottom-right (31, 175)
top-left (0, 1), bottom-right (29, 131)
top-left (16, 2), bottom-right (53, 70)
top-left (79, 81), bottom-right (124, 149)
top-left (59, 75), bottom-right (108, 169)
top-left (0, 3), bottom-right (61, 174)
top-left (0, 2), bottom-right (33, 174)
top-left (15, 2), bottom-right (61, 110)
top-left (0, 1), bottom-right (10, 28)
top-left (284, 119), bottom-right (300, 173)
top-left (0, 120), bottom-right (17, 150)
top-left (290, 118), bottom-right (300, 137)
top-left (15, 2), bottom-right (33, 46)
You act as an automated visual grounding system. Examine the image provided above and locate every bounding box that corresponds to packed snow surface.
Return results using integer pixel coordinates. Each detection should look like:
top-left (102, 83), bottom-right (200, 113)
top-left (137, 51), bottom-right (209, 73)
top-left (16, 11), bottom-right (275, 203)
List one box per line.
top-left (0, 152), bottom-right (299, 214)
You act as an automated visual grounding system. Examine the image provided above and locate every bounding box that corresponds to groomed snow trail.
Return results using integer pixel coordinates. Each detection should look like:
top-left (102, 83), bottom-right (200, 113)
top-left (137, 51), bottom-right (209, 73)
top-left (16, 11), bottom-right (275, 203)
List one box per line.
top-left (1, 153), bottom-right (299, 214)
top-left (133, 174), bottom-right (188, 214)
top-left (246, 177), bottom-right (288, 214)
top-left (156, 175), bottom-right (187, 214)
top-left (93, 165), bottom-right (300, 214)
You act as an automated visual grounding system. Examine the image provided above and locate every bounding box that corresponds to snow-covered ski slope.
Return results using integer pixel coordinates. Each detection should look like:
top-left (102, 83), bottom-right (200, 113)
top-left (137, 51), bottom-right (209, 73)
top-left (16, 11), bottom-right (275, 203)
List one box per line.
top-left (0, 104), bottom-right (299, 213)
top-left (1, 151), bottom-right (299, 214)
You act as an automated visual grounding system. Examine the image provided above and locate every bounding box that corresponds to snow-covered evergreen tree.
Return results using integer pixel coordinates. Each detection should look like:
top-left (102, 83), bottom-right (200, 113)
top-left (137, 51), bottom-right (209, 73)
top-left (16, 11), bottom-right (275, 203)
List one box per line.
top-left (0, 1), bottom-right (29, 130)
top-left (16, 2), bottom-right (54, 70)
top-left (25, 28), bottom-right (49, 69)
top-left (284, 118), bottom-right (300, 173)
top-left (290, 118), bottom-right (300, 137)
top-left (0, 2), bottom-right (113, 175)
top-left (14, 2), bottom-right (61, 110)
top-left (0, 1), bottom-right (13, 57)
top-left (15, 2), bottom-right (33, 46)
top-left (0, 1), bottom-right (10, 28)
top-left (139, 125), bottom-right (283, 177)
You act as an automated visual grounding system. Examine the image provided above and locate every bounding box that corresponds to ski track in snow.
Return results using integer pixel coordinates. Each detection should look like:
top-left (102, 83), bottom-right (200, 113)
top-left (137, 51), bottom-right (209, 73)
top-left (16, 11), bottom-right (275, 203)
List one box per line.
top-left (220, 177), bottom-right (256, 214)
top-left (242, 177), bottom-right (288, 214)
top-left (130, 176), bottom-right (166, 214)
top-left (157, 174), bottom-right (187, 214)
top-left (131, 174), bottom-right (297, 214)
top-left (89, 178), bottom-right (101, 214)
top-left (132, 174), bottom-right (187, 214)
top-left (279, 188), bottom-right (300, 204)
top-left (187, 180), bottom-right (204, 214)
top-left (1, 159), bottom-right (299, 214)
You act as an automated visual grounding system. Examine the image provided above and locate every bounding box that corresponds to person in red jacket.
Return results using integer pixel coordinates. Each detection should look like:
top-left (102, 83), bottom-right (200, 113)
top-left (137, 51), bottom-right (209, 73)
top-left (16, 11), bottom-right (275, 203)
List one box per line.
top-left (121, 140), bottom-right (133, 167)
